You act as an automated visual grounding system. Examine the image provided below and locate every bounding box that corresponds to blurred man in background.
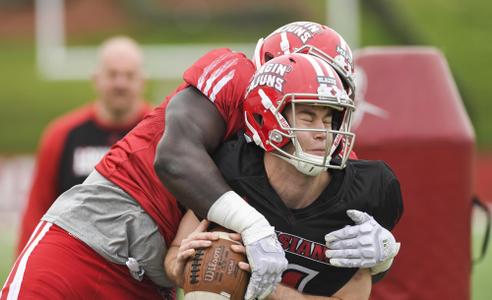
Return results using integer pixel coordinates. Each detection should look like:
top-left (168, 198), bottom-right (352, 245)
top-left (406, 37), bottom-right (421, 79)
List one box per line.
top-left (16, 36), bottom-right (151, 254)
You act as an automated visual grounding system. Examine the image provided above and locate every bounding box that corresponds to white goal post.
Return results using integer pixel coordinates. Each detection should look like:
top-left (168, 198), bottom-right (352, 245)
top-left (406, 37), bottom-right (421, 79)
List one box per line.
top-left (35, 0), bottom-right (359, 80)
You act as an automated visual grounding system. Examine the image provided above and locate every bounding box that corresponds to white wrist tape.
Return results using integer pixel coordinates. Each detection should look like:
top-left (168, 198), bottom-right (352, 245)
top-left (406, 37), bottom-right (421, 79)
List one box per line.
top-left (207, 191), bottom-right (274, 245)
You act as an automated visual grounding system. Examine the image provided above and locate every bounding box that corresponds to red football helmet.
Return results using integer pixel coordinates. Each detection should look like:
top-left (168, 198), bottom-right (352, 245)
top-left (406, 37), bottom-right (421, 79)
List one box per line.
top-left (244, 53), bottom-right (355, 174)
top-left (253, 21), bottom-right (355, 98)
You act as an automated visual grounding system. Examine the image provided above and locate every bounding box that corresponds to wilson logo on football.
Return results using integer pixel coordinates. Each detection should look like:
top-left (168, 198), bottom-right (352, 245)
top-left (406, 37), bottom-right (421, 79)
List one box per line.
top-left (183, 232), bottom-right (249, 300)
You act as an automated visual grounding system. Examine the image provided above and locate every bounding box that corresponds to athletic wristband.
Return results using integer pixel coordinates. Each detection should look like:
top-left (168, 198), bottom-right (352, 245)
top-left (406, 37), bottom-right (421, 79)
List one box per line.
top-left (207, 191), bottom-right (274, 244)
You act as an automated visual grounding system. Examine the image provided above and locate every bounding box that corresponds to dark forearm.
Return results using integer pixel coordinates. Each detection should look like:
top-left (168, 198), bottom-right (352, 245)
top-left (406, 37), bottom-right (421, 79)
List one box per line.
top-left (154, 87), bottom-right (231, 218)
top-left (155, 140), bottom-right (230, 218)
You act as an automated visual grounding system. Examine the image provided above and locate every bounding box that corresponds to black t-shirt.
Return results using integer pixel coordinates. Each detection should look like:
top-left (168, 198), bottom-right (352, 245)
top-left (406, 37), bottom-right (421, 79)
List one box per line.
top-left (213, 136), bottom-right (403, 296)
top-left (58, 119), bottom-right (134, 194)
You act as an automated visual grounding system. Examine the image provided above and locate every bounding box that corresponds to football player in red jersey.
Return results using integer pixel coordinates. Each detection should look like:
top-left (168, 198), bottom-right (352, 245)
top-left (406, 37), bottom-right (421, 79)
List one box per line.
top-left (3, 22), bottom-right (397, 300)
top-left (16, 36), bottom-right (152, 256)
top-left (165, 53), bottom-right (402, 299)
top-left (2, 47), bottom-right (267, 300)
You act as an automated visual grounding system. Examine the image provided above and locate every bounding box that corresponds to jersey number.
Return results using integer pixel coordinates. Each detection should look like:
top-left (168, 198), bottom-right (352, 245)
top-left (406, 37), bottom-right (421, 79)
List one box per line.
top-left (282, 264), bottom-right (319, 292)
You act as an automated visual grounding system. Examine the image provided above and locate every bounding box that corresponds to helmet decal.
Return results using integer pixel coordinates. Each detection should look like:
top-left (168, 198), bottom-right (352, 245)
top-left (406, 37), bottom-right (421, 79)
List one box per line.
top-left (247, 62), bottom-right (292, 94)
top-left (272, 22), bottom-right (323, 45)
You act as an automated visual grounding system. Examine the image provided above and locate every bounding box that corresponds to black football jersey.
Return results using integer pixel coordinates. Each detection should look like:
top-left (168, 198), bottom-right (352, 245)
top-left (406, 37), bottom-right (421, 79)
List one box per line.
top-left (58, 119), bottom-right (134, 194)
top-left (213, 136), bottom-right (403, 296)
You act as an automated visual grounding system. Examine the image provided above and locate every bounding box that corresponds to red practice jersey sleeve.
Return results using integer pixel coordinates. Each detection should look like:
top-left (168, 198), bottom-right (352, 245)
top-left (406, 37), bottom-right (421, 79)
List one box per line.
top-left (96, 48), bottom-right (255, 245)
top-left (183, 48), bottom-right (255, 139)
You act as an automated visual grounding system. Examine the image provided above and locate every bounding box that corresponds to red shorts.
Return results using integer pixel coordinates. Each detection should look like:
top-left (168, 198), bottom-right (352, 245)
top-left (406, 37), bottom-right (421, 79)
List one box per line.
top-left (1, 221), bottom-right (175, 300)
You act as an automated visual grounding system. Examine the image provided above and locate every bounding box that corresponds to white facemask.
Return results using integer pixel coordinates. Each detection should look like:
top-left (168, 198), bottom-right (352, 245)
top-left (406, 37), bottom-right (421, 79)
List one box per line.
top-left (274, 139), bottom-right (331, 176)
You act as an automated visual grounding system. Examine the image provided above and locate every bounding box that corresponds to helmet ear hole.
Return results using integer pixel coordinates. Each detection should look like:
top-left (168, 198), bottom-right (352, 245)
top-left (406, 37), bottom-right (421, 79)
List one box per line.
top-left (264, 52), bottom-right (274, 63)
top-left (253, 113), bottom-right (264, 127)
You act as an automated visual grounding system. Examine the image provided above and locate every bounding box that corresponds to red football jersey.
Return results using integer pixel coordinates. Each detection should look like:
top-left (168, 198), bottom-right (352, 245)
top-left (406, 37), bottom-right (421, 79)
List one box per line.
top-left (96, 48), bottom-right (255, 245)
top-left (17, 103), bottom-right (151, 255)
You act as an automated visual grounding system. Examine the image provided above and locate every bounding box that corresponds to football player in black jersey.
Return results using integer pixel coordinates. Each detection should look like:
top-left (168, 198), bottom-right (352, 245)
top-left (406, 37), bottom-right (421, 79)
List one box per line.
top-left (164, 53), bottom-right (403, 299)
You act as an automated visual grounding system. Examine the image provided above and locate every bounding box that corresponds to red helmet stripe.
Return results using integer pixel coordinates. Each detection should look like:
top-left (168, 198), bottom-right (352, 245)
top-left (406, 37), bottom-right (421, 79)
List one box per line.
top-left (280, 32), bottom-right (291, 55)
top-left (304, 54), bottom-right (326, 77)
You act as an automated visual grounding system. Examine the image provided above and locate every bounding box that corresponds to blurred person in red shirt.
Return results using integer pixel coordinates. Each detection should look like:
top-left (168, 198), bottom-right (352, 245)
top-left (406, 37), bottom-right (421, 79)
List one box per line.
top-left (16, 36), bottom-right (151, 254)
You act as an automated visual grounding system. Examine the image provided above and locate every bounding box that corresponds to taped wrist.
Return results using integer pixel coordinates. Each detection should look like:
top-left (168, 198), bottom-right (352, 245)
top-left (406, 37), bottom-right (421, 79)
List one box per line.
top-left (207, 191), bottom-right (274, 245)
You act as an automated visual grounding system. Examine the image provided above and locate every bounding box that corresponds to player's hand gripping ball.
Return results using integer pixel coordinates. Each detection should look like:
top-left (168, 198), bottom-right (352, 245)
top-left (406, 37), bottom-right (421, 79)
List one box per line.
top-left (183, 228), bottom-right (249, 300)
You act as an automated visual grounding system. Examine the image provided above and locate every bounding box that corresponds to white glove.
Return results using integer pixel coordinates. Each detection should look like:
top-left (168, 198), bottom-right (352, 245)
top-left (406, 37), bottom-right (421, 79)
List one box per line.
top-left (325, 209), bottom-right (400, 274)
top-left (207, 191), bottom-right (288, 300)
top-left (243, 231), bottom-right (288, 300)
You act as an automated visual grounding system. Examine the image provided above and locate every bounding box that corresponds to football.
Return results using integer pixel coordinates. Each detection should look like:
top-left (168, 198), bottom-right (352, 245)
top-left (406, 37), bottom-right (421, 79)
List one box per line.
top-left (183, 230), bottom-right (249, 300)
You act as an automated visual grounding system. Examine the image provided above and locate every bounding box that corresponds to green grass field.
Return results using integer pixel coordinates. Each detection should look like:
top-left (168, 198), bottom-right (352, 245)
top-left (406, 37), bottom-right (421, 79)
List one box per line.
top-left (0, 0), bottom-right (491, 152)
top-left (397, 0), bottom-right (492, 147)
top-left (0, 230), bottom-right (15, 283)
top-left (0, 43), bottom-right (183, 153)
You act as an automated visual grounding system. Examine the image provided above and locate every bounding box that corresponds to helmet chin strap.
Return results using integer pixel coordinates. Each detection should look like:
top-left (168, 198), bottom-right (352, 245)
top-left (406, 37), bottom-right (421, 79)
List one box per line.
top-left (272, 139), bottom-right (331, 177)
top-left (273, 152), bottom-right (328, 176)
top-left (291, 153), bottom-right (329, 176)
